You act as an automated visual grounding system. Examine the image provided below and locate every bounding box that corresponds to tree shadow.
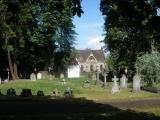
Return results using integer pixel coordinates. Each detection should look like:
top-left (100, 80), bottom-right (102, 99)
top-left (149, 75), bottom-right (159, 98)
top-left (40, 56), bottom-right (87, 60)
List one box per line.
top-left (0, 96), bottom-right (159, 120)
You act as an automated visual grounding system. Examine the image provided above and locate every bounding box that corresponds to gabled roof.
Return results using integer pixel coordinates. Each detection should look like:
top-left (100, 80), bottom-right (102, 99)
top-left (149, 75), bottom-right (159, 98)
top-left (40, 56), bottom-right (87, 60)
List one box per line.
top-left (76, 49), bottom-right (105, 63)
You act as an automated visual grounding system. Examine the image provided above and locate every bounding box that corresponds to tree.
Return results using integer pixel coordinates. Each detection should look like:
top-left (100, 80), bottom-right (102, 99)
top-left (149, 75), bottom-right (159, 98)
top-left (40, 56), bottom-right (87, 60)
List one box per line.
top-left (100, 0), bottom-right (160, 72)
top-left (0, 0), bottom-right (83, 79)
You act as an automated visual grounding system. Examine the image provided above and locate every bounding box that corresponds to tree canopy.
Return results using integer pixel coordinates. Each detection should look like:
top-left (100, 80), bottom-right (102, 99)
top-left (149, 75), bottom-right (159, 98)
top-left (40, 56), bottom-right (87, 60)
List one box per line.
top-left (100, 0), bottom-right (160, 73)
top-left (0, 0), bottom-right (83, 79)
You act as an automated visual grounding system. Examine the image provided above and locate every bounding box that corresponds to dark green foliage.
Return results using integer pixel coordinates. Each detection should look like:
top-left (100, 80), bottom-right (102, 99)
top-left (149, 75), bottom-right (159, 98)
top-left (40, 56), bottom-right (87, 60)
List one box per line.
top-left (100, 0), bottom-right (160, 72)
top-left (136, 52), bottom-right (160, 86)
top-left (0, 0), bottom-right (83, 78)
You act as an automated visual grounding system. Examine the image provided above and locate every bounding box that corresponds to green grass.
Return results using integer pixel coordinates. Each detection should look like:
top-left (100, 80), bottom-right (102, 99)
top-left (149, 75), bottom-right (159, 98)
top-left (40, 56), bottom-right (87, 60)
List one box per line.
top-left (0, 77), bottom-right (159, 101)
top-left (0, 77), bottom-right (160, 119)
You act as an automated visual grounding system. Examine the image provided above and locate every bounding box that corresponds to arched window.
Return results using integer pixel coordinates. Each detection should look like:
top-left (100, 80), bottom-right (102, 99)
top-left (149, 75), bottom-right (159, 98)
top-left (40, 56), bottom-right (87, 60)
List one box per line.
top-left (81, 65), bottom-right (84, 72)
top-left (90, 65), bottom-right (94, 72)
top-left (100, 64), bottom-right (103, 71)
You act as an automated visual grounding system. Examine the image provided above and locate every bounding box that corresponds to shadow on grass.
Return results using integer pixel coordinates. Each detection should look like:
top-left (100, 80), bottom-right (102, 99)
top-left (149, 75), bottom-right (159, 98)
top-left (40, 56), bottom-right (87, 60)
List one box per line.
top-left (0, 96), bottom-right (159, 120)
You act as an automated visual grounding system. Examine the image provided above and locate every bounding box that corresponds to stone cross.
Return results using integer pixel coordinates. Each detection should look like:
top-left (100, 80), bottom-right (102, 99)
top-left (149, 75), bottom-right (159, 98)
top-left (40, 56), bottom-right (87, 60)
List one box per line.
top-left (120, 74), bottom-right (128, 88)
top-left (104, 71), bottom-right (107, 86)
top-left (133, 74), bottom-right (141, 91)
top-left (111, 75), bottom-right (120, 93)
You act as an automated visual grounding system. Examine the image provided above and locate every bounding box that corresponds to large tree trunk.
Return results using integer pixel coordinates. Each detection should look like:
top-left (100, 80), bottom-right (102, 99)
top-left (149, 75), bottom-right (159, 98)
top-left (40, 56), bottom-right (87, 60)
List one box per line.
top-left (7, 51), bottom-right (16, 80)
top-left (13, 61), bottom-right (19, 79)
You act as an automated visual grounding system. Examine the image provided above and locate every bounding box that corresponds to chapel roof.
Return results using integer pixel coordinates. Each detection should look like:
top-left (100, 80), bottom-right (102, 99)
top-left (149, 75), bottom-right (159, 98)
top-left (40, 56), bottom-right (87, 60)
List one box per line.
top-left (76, 49), bottom-right (105, 63)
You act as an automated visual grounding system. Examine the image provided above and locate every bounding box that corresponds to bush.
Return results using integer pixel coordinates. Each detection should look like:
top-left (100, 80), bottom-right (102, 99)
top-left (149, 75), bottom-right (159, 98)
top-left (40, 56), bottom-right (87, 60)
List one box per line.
top-left (136, 52), bottom-right (160, 86)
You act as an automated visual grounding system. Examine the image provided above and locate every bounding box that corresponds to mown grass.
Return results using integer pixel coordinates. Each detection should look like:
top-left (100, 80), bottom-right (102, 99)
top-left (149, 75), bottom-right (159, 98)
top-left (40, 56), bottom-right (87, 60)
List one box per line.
top-left (0, 77), bottom-right (159, 101)
top-left (0, 77), bottom-right (160, 119)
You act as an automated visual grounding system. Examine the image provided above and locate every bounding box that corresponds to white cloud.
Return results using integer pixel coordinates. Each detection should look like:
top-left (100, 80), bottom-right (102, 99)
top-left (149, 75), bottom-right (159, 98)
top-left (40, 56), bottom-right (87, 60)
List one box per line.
top-left (86, 36), bottom-right (105, 49)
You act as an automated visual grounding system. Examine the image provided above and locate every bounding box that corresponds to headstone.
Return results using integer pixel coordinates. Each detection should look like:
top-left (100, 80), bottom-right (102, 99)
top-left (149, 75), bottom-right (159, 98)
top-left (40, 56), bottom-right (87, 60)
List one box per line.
top-left (7, 88), bottom-right (16, 96)
top-left (92, 73), bottom-right (96, 80)
top-left (0, 77), bottom-right (2, 84)
top-left (37, 72), bottom-right (42, 80)
top-left (60, 73), bottom-right (64, 78)
top-left (4, 79), bottom-right (9, 83)
top-left (64, 87), bottom-right (73, 97)
top-left (49, 74), bottom-right (53, 80)
top-left (37, 90), bottom-right (44, 96)
top-left (120, 74), bottom-right (128, 88)
top-left (21, 89), bottom-right (32, 97)
top-left (52, 88), bottom-right (60, 97)
top-left (83, 80), bottom-right (90, 88)
top-left (104, 71), bottom-right (107, 86)
top-left (40, 71), bottom-right (48, 79)
top-left (133, 74), bottom-right (141, 91)
top-left (95, 70), bottom-right (100, 85)
top-left (111, 75), bottom-right (120, 93)
top-left (61, 79), bottom-right (66, 85)
top-left (30, 73), bottom-right (36, 81)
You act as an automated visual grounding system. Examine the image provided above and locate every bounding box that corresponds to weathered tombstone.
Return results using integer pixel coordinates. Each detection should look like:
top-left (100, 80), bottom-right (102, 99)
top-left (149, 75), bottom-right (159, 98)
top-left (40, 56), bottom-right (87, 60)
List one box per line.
top-left (92, 73), bottom-right (96, 80)
top-left (60, 73), bottom-right (64, 78)
top-left (49, 74), bottom-right (53, 80)
top-left (95, 70), bottom-right (100, 85)
top-left (37, 72), bottom-right (42, 80)
top-left (83, 80), bottom-right (90, 88)
top-left (21, 89), bottom-right (32, 97)
top-left (61, 79), bottom-right (66, 85)
top-left (111, 75), bottom-right (120, 93)
top-left (40, 71), bottom-right (48, 79)
top-left (7, 88), bottom-right (16, 96)
top-left (0, 77), bottom-right (1, 84)
top-left (52, 88), bottom-right (60, 97)
top-left (30, 73), bottom-right (36, 81)
top-left (37, 90), bottom-right (44, 96)
top-left (64, 87), bottom-right (73, 97)
top-left (4, 79), bottom-right (9, 83)
top-left (120, 74), bottom-right (128, 88)
top-left (133, 74), bottom-right (141, 91)
top-left (103, 71), bottom-right (107, 86)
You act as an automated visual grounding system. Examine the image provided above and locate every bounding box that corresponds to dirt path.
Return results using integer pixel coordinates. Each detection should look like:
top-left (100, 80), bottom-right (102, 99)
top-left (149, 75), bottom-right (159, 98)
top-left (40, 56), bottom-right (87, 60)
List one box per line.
top-left (96, 98), bottom-right (160, 109)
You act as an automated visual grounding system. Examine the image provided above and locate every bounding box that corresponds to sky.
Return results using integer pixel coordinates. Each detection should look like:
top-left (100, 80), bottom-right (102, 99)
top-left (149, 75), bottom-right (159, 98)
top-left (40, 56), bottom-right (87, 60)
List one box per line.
top-left (73, 0), bottom-right (105, 50)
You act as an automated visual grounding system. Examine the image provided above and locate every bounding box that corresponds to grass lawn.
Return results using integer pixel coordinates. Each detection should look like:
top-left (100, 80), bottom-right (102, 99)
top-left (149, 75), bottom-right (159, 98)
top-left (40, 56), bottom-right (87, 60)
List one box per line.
top-left (0, 77), bottom-right (160, 119)
top-left (0, 77), bottom-right (159, 101)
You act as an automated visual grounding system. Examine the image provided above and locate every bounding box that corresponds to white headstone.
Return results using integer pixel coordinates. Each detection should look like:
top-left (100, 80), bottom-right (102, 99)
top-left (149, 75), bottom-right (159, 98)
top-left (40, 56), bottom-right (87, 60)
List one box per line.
top-left (0, 77), bottom-right (1, 84)
top-left (133, 74), bottom-right (141, 91)
top-left (30, 73), bottom-right (36, 81)
top-left (37, 72), bottom-right (42, 80)
top-left (4, 79), bottom-right (8, 83)
top-left (60, 73), bottom-right (64, 78)
top-left (61, 79), bottom-right (66, 85)
top-left (111, 75), bottom-right (120, 93)
top-left (120, 74), bottom-right (128, 88)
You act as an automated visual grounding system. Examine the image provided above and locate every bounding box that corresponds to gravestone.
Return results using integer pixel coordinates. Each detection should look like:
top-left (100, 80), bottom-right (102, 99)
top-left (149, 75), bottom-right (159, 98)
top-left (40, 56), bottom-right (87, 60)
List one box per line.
top-left (37, 90), bottom-right (44, 96)
top-left (0, 77), bottom-right (1, 84)
top-left (133, 74), bottom-right (141, 91)
top-left (37, 72), bottom-right (42, 80)
top-left (4, 79), bottom-right (9, 83)
top-left (120, 74), bottom-right (128, 88)
top-left (111, 75), bottom-right (120, 93)
top-left (21, 89), bottom-right (32, 97)
top-left (7, 88), bottom-right (16, 96)
top-left (30, 73), bottom-right (36, 81)
top-left (61, 79), bottom-right (66, 85)
top-left (40, 71), bottom-right (48, 79)
top-left (83, 80), bottom-right (90, 88)
top-left (95, 70), bottom-right (100, 85)
top-left (52, 88), bottom-right (60, 97)
top-left (60, 73), bottom-right (64, 78)
top-left (64, 87), bottom-right (73, 97)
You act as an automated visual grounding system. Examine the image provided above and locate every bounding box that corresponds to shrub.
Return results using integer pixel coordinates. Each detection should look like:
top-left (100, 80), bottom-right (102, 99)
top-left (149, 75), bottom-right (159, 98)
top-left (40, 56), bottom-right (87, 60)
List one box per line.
top-left (136, 52), bottom-right (160, 86)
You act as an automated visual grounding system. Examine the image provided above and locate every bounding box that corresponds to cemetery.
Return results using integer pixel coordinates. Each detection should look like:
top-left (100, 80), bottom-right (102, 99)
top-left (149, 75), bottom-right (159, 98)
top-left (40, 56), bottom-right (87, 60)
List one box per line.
top-left (0, 0), bottom-right (160, 119)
